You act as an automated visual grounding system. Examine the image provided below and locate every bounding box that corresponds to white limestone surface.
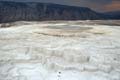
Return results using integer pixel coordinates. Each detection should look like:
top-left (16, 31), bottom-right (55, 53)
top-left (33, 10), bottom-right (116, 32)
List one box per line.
top-left (0, 21), bottom-right (120, 80)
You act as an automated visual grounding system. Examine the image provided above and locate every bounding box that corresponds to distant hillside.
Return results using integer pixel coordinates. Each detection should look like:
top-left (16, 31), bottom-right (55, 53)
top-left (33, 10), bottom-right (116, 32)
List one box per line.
top-left (0, 1), bottom-right (119, 23)
top-left (104, 11), bottom-right (120, 20)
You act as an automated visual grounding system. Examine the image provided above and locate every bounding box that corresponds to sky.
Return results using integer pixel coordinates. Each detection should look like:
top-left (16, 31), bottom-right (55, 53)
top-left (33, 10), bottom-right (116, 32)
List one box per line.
top-left (1, 0), bottom-right (120, 12)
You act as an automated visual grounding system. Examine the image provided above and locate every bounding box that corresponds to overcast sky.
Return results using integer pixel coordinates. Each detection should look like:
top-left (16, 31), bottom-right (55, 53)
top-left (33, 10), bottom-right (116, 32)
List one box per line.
top-left (1, 0), bottom-right (120, 12)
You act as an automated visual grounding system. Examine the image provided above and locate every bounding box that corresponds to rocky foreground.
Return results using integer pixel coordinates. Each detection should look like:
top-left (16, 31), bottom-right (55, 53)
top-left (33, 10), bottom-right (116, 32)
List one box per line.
top-left (0, 20), bottom-right (120, 80)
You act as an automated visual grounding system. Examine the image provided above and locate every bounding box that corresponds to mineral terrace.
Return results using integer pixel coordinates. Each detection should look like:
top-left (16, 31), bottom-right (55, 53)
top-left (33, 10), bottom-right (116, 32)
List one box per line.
top-left (0, 20), bottom-right (120, 80)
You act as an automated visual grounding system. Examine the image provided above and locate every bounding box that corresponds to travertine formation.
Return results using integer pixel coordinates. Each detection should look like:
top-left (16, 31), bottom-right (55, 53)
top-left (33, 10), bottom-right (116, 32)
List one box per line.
top-left (0, 21), bottom-right (120, 80)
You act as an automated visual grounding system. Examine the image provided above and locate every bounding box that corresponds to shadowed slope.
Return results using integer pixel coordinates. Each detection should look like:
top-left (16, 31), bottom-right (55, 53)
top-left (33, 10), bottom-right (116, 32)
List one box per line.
top-left (0, 1), bottom-right (105, 23)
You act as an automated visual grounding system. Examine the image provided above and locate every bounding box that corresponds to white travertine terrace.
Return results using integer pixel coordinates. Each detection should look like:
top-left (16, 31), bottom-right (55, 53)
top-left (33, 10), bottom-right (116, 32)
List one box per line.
top-left (0, 21), bottom-right (120, 80)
